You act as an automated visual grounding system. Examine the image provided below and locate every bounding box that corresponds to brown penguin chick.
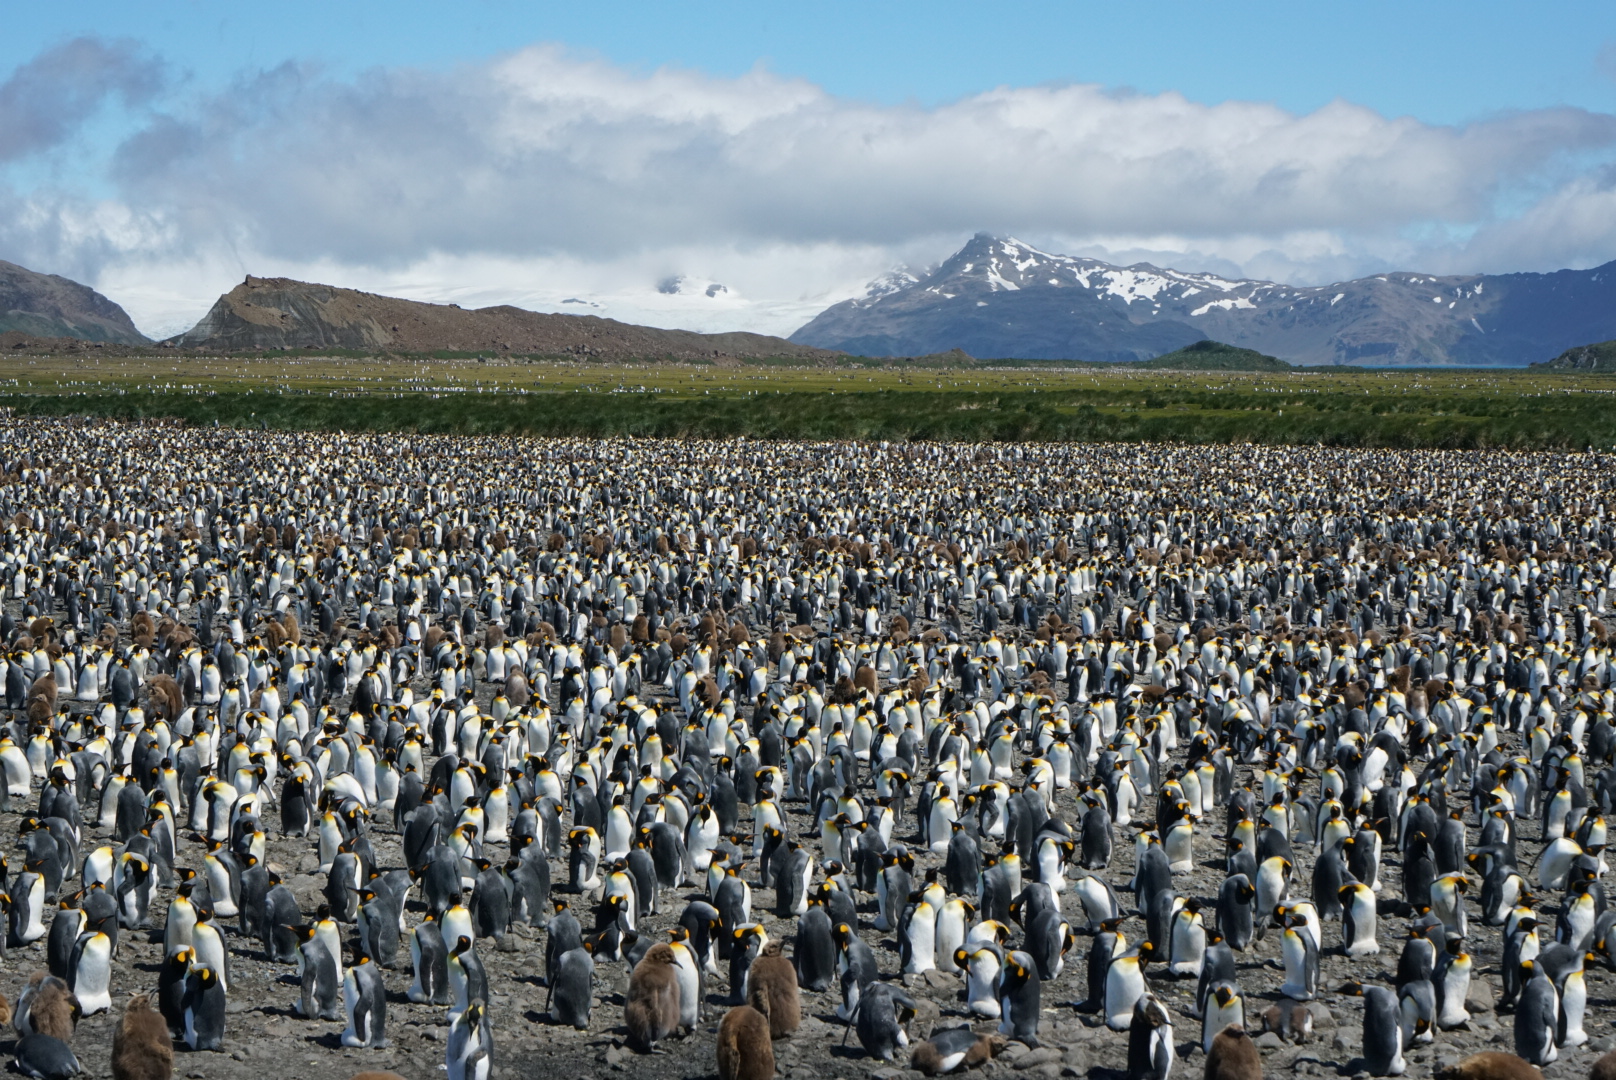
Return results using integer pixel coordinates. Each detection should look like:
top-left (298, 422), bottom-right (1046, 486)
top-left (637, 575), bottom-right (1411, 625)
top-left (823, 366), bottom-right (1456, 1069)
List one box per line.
top-left (911, 1029), bottom-right (1007, 1076)
top-left (111, 993), bottom-right (173, 1080)
top-left (144, 675), bottom-right (183, 722)
top-left (1205, 1024), bottom-right (1262, 1080)
top-left (1435, 1051), bottom-right (1543, 1080)
top-left (625, 942), bottom-right (682, 1053)
top-left (23, 975), bottom-right (79, 1042)
top-left (1259, 1000), bottom-right (1312, 1043)
top-left (716, 1003), bottom-right (774, 1080)
top-left (1594, 1050), bottom-right (1616, 1080)
top-left (747, 941), bottom-right (801, 1038)
top-left (0, 989), bottom-right (11, 1028)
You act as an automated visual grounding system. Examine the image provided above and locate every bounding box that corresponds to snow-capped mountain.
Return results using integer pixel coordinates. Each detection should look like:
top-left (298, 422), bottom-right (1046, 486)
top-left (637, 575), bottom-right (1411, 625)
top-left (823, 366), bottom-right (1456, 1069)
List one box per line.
top-left (791, 234), bottom-right (1616, 365)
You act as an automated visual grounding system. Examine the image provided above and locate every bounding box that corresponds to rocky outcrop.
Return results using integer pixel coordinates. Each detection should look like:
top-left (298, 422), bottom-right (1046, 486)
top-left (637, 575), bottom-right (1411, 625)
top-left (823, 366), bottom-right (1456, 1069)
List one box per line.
top-left (0, 261), bottom-right (148, 344)
top-left (169, 276), bottom-right (839, 361)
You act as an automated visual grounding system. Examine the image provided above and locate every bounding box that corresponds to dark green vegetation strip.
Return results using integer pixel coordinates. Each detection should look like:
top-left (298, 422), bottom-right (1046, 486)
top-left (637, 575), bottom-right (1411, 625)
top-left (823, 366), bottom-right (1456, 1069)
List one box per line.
top-left (6, 386), bottom-right (1612, 448)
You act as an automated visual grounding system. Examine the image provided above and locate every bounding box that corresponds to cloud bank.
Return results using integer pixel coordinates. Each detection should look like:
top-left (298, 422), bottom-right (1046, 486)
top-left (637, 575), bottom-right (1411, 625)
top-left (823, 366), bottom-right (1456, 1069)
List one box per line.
top-left (3, 42), bottom-right (1616, 337)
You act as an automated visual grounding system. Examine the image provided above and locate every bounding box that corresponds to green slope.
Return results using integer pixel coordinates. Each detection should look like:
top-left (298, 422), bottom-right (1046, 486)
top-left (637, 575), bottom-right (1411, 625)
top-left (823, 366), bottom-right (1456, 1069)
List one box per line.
top-left (1534, 340), bottom-right (1616, 372)
top-left (1136, 339), bottom-right (1292, 371)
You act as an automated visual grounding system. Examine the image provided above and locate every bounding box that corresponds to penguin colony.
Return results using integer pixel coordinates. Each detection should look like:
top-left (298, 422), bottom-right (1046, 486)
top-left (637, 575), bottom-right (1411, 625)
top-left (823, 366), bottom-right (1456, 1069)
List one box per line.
top-left (0, 420), bottom-right (1612, 1080)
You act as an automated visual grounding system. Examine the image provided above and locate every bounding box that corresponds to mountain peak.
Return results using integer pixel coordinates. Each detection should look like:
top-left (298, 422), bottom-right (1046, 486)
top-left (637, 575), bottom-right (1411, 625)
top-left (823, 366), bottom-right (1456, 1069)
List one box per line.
top-left (792, 235), bottom-right (1616, 366)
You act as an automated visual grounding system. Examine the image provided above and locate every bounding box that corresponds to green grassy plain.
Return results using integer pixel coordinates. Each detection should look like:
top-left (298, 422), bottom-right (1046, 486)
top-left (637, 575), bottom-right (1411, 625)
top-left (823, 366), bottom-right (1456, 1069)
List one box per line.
top-left (1, 347), bottom-right (1612, 447)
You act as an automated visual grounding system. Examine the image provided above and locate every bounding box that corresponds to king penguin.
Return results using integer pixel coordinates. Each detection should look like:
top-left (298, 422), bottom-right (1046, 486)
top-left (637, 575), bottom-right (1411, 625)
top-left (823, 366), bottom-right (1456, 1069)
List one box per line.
top-left (1201, 983), bottom-right (1244, 1053)
top-left (1341, 881), bottom-right (1379, 956)
top-left (341, 955), bottom-right (389, 1048)
top-left (1104, 948), bottom-right (1148, 1032)
top-left (68, 931), bottom-right (113, 1016)
top-left (1513, 961), bottom-right (1558, 1067)
top-left (549, 942), bottom-right (595, 1030)
top-left (996, 950), bottom-right (1041, 1046)
top-left (1126, 993), bottom-right (1174, 1080)
top-left (1278, 916), bottom-right (1319, 1001)
top-left (1359, 983), bottom-right (1406, 1077)
top-left (181, 965), bottom-right (226, 1052)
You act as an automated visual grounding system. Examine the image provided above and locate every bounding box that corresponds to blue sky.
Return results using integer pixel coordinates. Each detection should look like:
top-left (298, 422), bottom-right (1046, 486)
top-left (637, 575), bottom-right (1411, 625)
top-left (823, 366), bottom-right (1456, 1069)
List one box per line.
top-left (5, 1), bottom-right (1616, 337)
top-left (7, 1), bottom-right (1616, 123)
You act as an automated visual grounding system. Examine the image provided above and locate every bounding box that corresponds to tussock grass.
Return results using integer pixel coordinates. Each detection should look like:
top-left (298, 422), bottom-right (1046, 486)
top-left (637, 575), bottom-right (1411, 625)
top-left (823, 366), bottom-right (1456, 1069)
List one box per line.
top-left (8, 381), bottom-right (1614, 448)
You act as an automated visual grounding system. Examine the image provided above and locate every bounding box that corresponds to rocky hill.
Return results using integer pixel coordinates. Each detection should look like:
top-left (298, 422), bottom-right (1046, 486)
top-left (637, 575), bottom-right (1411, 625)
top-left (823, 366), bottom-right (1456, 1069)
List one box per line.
top-left (0, 261), bottom-right (149, 344)
top-left (169, 277), bottom-right (839, 361)
top-left (791, 234), bottom-right (1616, 366)
top-left (1533, 339), bottom-right (1616, 372)
top-left (1134, 340), bottom-right (1292, 371)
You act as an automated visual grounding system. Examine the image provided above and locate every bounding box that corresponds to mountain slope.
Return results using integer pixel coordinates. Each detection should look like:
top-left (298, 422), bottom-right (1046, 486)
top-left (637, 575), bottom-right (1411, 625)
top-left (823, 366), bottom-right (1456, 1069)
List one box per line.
top-left (0, 261), bottom-right (149, 344)
top-left (1135, 340), bottom-right (1291, 371)
top-left (1533, 340), bottom-right (1616, 372)
top-left (791, 234), bottom-right (1616, 366)
top-left (170, 276), bottom-right (839, 361)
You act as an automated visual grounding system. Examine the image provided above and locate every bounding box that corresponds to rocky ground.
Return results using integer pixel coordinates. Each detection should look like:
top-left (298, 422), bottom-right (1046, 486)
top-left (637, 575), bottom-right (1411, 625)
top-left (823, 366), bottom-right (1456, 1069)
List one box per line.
top-left (3, 668), bottom-right (1610, 1080)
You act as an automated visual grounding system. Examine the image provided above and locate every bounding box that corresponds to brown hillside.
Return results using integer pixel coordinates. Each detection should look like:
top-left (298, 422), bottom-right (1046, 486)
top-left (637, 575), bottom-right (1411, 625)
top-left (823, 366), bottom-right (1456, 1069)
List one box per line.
top-left (168, 276), bottom-right (840, 360)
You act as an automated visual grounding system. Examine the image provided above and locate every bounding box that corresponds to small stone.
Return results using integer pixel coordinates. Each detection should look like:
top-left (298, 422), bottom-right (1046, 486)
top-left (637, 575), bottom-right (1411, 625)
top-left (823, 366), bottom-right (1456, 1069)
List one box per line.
top-left (421, 1028), bottom-right (439, 1041)
top-left (872, 1069), bottom-right (906, 1080)
top-left (1012, 1047), bottom-right (1059, 1070)
top-left (912, 996), bottom-right (941, 1037)
top-left (1253, 1032), bottom-right (1285, 1051)
top-left (230, 1051), bottom-right (247, 1062)
top-left (605, 1047), bottom-right (626, 1065)
top-left (1332, 1034), bottom-right (1351, 1052)
top-left (1002, 1043), bottom-right (1031, 1061)
top-left (1474, 1013), bottom-right (1498, 1030)
top-left (1303, 1001), bottom-right (1336, 1030)
top-left (1592, 1035), bottom-right (1616, 1053)
top-left (923, 970), bottom-right (955, 993)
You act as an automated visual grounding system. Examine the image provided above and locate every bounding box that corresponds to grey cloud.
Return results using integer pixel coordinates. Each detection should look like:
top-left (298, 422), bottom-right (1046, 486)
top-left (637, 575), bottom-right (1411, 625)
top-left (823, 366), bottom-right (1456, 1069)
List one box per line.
top-left (4, 40), bottom-right (1616, 327)
top-left (0, 37), bottom-right (164, 163)
top-left (89, 47), bottom-right (1616, 269)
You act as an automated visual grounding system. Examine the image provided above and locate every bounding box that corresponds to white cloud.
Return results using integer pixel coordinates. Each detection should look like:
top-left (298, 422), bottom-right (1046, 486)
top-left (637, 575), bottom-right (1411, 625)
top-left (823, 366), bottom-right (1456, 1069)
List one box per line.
top-left (1, 41), bottom-right (1615, 337)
